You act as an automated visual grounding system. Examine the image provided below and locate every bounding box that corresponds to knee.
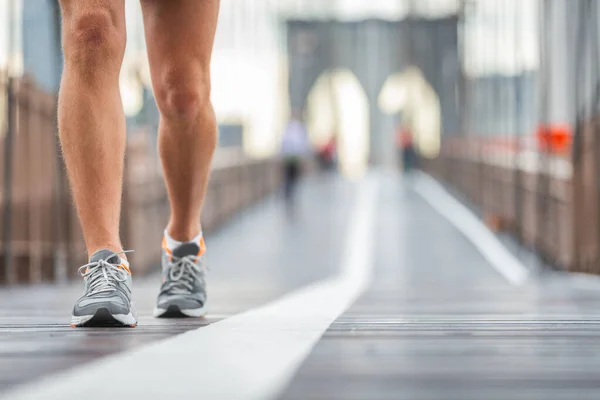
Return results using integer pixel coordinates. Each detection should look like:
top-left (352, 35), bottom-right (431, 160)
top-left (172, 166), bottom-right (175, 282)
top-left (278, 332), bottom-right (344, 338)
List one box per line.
top-left (155, 68), bottom-right (213, 122)
top-left (62, 9), bottom-right (125, 76)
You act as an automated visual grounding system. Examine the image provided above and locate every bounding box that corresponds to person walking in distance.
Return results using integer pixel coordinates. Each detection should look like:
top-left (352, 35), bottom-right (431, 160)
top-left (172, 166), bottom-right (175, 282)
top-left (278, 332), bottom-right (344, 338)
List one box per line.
top-left (281, 110), bottom-right (310, 215)
top-left (59, 0), bottom-right (220, 327)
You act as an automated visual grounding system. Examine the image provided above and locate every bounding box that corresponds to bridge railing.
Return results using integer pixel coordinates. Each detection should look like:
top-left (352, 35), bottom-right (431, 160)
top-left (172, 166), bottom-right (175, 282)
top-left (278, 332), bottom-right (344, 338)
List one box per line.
top-left (0, 76), bottom-right (290, 285)
top-left (425, 0), bottom-right (600, 274)
top-left (421, 128), bottom-right (600, 274)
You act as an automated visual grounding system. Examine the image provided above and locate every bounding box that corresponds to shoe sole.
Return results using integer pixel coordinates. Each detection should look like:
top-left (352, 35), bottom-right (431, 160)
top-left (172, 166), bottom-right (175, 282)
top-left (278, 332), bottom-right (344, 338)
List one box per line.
top-left (153, 304), bottom-right (207, 318)
top-left (71, 306), bottom-right (138, 328)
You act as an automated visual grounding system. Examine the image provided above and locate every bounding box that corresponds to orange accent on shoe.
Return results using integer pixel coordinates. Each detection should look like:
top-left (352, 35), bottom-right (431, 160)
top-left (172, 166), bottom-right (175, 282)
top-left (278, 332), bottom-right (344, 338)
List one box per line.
top-left (70, 324), bottom-right (77, 328)
top-left (118, 263), bottom-right (132, 275)
top-left (162, 236), bottom-right (173, 261)
top-left (198, 237), bottom-right (207, 257)
top-left (162, 237), bottom-right (173, 255)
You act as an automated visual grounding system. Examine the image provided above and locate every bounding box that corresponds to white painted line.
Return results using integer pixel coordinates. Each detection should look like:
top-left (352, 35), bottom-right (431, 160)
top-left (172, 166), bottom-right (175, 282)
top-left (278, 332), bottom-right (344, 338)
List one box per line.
top-left (2, 175), bottom-right (379, 400)
top-left (413, 172), bottom-right (529, 286)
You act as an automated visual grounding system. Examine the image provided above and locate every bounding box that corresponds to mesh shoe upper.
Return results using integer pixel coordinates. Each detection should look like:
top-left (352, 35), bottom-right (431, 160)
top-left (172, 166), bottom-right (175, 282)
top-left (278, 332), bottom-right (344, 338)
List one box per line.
top-left (72, 249), bottom-right (133, 317)
top-left (157, 242), bottom-right (207, 310)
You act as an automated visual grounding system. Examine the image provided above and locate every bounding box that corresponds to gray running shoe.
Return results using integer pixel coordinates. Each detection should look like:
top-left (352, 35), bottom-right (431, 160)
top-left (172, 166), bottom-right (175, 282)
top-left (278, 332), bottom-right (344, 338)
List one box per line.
top-left (154, 240), bottom-right (207, 318)
top-left (71, 249), bottom-right (137, 327)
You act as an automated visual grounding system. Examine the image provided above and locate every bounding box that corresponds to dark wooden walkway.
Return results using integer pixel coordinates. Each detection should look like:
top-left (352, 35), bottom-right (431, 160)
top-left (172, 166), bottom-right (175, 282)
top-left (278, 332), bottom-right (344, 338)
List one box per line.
top-left (282, 179), bottom-right (600, 400)
top-left (2, 173), bottom-right (600, 400)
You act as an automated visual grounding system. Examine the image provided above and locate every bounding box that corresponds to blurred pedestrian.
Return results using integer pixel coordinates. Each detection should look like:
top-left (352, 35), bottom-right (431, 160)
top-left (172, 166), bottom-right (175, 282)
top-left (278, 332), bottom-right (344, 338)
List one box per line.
top-left (58, 0), bottom-right (220, 327)
top-left (317, 135), bottom-right (337, 171)
top-left (396, 125), bottom-right (417, 173)
top-left (281, 110), bottom-right (310, 213)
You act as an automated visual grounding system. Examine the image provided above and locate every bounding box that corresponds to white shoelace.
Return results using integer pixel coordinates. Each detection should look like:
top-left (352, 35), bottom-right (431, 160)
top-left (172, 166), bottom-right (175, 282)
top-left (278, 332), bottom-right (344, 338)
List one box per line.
top-left (78, 250), bottom-right (133, 296)
top-left (164, 255), bottom-right (206, 294)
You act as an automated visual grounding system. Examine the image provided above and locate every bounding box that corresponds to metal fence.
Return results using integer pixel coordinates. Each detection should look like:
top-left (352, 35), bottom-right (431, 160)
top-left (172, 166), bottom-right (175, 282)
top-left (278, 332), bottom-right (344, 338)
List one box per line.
top-left (0, 76), bottom-right (288, 285)
top-left (0, 76), bottom-right (68, 284)
top-left (570, 0), bottom-right (600, 273)
top-left (421, 0), bottom-right (600, 274)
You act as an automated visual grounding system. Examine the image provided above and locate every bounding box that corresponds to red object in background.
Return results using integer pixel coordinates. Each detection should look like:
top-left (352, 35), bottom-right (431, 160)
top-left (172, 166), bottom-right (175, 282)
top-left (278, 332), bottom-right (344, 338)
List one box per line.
top-left (536, 124), bottom-right (571, 153)
top-left (321, 137), bottom-right (336, 161)
top-left (395, 128), bottom-right (413, 149)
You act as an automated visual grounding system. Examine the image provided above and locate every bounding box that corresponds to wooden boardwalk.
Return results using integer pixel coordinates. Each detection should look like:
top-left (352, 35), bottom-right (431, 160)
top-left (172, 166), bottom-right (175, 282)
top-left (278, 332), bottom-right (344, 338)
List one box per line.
top-left (2, 174), bottom-right (600, 400)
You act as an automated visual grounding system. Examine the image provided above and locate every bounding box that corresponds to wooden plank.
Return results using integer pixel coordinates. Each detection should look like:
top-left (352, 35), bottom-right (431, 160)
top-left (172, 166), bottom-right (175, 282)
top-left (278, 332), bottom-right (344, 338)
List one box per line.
top-left (0, 175), bottom-right (355, 395)
top-left (281, 177), bottom-right (600, 400)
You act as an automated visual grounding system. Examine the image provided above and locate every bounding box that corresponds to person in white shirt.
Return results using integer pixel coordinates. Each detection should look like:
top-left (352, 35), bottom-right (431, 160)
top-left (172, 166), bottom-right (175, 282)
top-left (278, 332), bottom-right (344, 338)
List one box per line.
top-left (280, 110), bottom-right (310, 210)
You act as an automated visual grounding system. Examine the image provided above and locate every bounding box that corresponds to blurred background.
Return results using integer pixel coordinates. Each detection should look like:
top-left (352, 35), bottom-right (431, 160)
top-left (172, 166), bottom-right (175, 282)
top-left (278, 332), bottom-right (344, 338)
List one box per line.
top-left (0, 0), bottom-right (598, 285)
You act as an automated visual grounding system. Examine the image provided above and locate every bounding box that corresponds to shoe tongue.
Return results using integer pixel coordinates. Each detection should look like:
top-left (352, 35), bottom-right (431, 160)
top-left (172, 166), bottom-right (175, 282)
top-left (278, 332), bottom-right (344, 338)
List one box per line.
top-left (173, 242), bottom-right (200, 258)
top-left (90, 249), bottom-right (120, 264)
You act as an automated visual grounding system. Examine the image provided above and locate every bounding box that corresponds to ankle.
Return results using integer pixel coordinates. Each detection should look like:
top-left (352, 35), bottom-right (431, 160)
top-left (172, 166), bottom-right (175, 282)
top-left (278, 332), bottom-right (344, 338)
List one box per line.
top-left (166, 224), bottom-right (201, 243)
top-left (87, 243), bottom-right (125, 261)
top-left (163, 229), bottom-right (205, 257)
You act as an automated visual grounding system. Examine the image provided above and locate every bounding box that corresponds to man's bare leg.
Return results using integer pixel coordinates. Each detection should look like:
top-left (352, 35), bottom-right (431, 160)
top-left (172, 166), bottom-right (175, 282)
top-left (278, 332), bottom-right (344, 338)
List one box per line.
top-left (58, 0), bottom-right (126, 256)
top-left (141, 0), bottom-right (219, 243)
top-left (141, 0), bottom-right (219, 318)
top-left (60, 1), bottom-right (137, 327)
